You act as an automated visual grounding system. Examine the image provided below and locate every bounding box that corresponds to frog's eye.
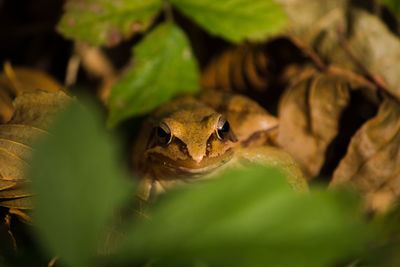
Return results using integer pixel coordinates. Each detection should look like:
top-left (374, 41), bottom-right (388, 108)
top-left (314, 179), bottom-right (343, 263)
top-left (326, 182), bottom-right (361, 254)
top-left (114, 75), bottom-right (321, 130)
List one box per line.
top-left (156, 122), bottom-right (172, 145)
top-left (216, 116), bottom-right (231, 141)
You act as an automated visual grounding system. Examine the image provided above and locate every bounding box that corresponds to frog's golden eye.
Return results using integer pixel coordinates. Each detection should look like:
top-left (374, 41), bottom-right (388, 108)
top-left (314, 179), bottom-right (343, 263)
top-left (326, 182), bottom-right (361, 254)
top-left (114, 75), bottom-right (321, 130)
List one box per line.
top-left (156, 122), bottom-right (172, 145)
top-left (216, 116), bottom-right (231, 141)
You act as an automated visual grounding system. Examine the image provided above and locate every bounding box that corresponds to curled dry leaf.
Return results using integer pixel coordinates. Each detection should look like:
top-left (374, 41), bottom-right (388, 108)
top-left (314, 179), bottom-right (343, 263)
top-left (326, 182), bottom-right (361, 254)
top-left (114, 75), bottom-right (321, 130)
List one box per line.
top-left (0, 64), bottom-right (67, 211)
top-left (0, 64), bottom-right (62, 123)
top-left (331, 96), bottom-right (400, 211)
top-left (200, 37), bottom-right (314, 115)
top-left (1, 64), bottom-right (61, 96)
top-left (333, 9), bottom-right (400, 101)
top-left (201, 43), bottom-right (270, 93)
top-left (0, 91), bottom-right (71, 213)
top-left (277, 67), bottom-right (377, 178)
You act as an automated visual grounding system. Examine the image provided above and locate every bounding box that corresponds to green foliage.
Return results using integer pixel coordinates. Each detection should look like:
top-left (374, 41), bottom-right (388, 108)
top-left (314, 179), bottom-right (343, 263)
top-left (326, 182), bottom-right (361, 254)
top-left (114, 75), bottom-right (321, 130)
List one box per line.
top-left (58, 0), bottom-right (287, 46)
top-left (25, 102), bottom-right (380, 267)
top-left (30, 100), bottom-right (134, 267)
top-left (57, 0), bottom-right (288, 127)
top-left (27, 2), bottom-right (392, 267)
top-left (117, 166), bottom-right (374, 267)
top-left (381, 0), bottom-right (400, 16)
top-left (107, 22), bottom-right (199, 127)
top-left (170, 0), bottom-right (287, 43)
top-left (58, 0), bottom-right (162, 46)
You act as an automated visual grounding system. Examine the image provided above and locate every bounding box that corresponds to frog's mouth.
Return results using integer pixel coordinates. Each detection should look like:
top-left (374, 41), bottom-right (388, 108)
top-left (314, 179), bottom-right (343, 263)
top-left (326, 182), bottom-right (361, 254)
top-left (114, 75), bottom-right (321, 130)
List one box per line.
top-left (177, 156), bottom-right (232, 174)
top-left (148, 149), bottom-right (234, 178)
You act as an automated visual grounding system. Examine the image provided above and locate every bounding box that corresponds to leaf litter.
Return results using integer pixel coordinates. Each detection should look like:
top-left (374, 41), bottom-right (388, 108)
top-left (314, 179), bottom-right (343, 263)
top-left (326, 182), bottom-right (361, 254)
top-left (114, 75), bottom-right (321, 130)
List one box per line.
top-left (2, 0), bottom-right (400, 265)
top-left (0, 64), bottom-right (71, 213)
top-left (200, 1), bottom-right (400, 210)
top-left (280, 1), bottom-right (400, 209)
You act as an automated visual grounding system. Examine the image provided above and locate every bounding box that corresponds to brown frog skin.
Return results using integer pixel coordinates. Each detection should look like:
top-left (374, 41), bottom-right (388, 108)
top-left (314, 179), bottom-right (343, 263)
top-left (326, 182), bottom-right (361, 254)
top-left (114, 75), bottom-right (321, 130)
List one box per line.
top-left (133, 90), bottom-right (307, 200)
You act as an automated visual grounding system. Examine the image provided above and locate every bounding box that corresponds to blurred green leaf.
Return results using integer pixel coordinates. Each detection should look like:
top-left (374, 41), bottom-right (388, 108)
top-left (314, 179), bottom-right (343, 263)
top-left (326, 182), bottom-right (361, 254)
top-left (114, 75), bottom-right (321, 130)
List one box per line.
top-left (117, 166), bottom-right (373, 267)
top-left (359, 208), bottom-right (400, 267)
top-left (107, 22), bottom-right (199, 127)
top-left (169, 0), bottom-right (287, 43)
top-left (58, 0), bottom-right (162, 46)
top-left (30, 100), bottom-right (134, 267)
top-left (381, 0), bottom-right (400, 16)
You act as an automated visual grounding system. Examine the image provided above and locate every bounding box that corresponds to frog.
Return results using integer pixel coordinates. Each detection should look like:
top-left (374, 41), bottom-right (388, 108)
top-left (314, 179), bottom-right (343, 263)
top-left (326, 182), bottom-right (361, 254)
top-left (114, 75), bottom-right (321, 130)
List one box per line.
top-left (133, 90), bottom-right (307, 200)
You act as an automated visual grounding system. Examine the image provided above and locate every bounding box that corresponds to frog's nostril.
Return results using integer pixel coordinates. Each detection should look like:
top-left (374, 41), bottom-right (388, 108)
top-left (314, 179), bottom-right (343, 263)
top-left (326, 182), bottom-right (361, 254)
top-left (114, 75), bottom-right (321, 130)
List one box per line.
top-left (192, 154), bottom-right (204, 163)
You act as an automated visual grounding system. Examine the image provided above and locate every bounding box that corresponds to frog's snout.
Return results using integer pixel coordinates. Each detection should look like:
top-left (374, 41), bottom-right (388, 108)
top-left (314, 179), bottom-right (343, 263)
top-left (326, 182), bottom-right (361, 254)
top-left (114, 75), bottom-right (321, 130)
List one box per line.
top-left (191, 154), bottom-right (204, 163)
top-left (186, 142), bottom-right (206, 163)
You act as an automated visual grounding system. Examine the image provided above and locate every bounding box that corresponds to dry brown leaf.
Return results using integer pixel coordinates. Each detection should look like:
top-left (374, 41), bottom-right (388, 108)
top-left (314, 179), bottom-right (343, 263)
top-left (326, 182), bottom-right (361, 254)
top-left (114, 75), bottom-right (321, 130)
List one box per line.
top-left (0, 90), bottom-right (71, 211)
top-left (277, 67), bottom-right (377, 178)
top-left (1, 63), bottom-right (62, 96)
top-left (243, 46), bottom-right (269, 91)
top-left (201, 44), bottom-right (270, 93)
top-left (0, 63), bottom-right (64, 124)
top-left (230, 46), bottom-right (249, 91)
top-left (0, 139), bottom-right (32, 162)
top-left (0, 148), bottom-right (29, 180)
top-left (280, 1), bottom-right (400, 102)
top-left (334, 9), bottom-right (400, 100)
top-left (331, 96), bottom-right (400, 210)
top-left (0, 181), bottom-right (31, 199)
top-left (0, 197), bottom-right (33, 210)
top-left (10, 90), bottom-right (71, 128)
top-left (279, 0), bottom-right (348, 41)
top-left (0, 124), bottom-right (48, 147)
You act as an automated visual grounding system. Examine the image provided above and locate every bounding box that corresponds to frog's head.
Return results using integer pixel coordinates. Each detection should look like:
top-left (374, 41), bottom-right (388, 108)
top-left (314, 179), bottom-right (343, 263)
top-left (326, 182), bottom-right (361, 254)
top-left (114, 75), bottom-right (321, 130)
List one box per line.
top-left (144, 96), bottom-right (237, 176)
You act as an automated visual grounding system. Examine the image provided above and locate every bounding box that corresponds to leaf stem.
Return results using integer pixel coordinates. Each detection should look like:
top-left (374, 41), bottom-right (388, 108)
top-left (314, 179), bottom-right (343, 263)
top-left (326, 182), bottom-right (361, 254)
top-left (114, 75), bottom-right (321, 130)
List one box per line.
top-left (163, 1), bottom-right (174, 22)
top-left (336, 24), bottom-right (400, 103)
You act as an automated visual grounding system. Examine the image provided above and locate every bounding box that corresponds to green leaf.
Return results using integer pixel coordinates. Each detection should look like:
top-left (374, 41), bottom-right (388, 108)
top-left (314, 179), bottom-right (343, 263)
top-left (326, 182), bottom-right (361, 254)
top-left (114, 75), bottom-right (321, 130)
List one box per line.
top-left (358, 209), bottom-right (400, 266)
top-left (30, 100), bottom-right (134, 267)
top-left (107, 22), bottom-right (199, 127)
top-left (169, 0), bottom-right (287, 43)
top-left (381, 0), bottom-right (400, 16)
top-left (58, 0), bottom-right (162, 46)
top-left (117, 166), bottom-right (373, 267)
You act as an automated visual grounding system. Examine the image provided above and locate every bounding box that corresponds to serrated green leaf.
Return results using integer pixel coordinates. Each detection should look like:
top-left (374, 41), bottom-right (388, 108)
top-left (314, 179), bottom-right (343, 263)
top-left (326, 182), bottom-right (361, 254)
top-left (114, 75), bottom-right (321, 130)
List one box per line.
top-left (169, 0), bottom-right (287, 43)
top-left (107, 22), bottom-right (199, 127)
top-left (381, 0), bottom-right (400, 16)
top-left (58, 0), bottom-right (162, 46)
top-left (117, 166), bottom-right (373, 267)
top-left (30, 100), bottom-right (134, 267)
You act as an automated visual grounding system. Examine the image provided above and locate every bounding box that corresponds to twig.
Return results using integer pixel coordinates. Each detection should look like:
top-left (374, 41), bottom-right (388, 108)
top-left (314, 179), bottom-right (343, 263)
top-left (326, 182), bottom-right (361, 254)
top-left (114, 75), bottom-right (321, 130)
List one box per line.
top-left (73, 43), bottom-right (118, 104)
top-left (328, 65), bottom-right (378, 91)
top-left (4, 214), bottom-right (17, 251)
top-left (3, 62), bottom-right (23, 96)
top-left (336, 24), bottom-right (400, 102)
top-left (286, 35), bottom-right (327, 71)
top-left (48, 256), bottom-right (59, 267)
top-left (9, 208), bottom-right (33, 224)
top-left (163, 1), bottom-right (174, 22)
top-left (64, 54), bottom-right (81, 87)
